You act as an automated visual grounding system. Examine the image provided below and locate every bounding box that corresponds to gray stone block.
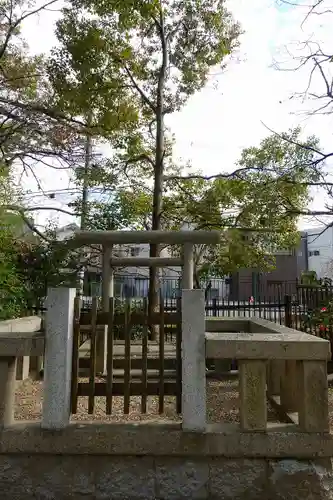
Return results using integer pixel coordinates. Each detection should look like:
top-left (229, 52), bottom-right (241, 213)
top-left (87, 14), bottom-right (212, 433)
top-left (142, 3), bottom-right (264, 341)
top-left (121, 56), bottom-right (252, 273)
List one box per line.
top-left (1, 453), bottom-right (333, 500)
top-left (155, 458), bottom-right (209, 499)
top-left (268, 459), bottom-right (333, 499)
top-left (209, 458), bottom-right (267, 500)
top-left (0, 455), bottom-right (96, 499)
top-left (95, 456), bottom-right (155, 500)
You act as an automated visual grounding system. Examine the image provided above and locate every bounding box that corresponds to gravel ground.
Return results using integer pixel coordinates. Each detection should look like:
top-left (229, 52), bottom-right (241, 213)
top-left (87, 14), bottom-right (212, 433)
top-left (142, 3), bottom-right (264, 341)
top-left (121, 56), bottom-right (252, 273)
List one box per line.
top-left (15, 377), bottom-right (280, 424)
top-left (15, 378), bottom-right (333, 428)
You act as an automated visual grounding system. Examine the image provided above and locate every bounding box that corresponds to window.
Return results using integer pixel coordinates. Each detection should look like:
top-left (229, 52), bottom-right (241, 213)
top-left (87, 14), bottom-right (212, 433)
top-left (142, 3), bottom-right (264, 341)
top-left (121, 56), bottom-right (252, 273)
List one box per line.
top-left (309, 250), bottom-right (320, 257)
top-left (274, 249), bottom-right (294, 256)
top-left (130, 247), bottom-right (140, 257)
top-left (265, 245), bottom-right (294, 255)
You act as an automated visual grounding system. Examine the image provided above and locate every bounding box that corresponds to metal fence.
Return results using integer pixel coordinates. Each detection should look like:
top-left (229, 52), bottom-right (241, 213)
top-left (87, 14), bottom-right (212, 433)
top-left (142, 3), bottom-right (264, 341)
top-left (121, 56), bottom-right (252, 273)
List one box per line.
top-left (88, 276), bottom-right (299, 301)
top-left (28, 282), bottom-right (333, 334)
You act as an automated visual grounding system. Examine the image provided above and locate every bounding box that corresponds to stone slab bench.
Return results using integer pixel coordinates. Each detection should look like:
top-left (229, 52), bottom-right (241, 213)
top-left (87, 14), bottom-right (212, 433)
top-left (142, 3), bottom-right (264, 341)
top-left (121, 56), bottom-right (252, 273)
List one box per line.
top-left (205, 329), bottom-right (330, 433)
top-left (0, 331), bottom-right (45, 427)
top-left (0, 317), bottom-right (43, 380)
top-left (205, 331), bottom-right (330, 360)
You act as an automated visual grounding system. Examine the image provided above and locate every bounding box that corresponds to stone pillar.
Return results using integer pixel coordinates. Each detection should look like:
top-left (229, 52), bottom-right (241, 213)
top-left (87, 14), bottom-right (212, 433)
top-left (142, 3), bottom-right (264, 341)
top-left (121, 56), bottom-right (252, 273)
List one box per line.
top-left (182, 243), bottom-right (194, 290)
top-left (182, 289), bottom-right (206, 431)
top-left (280, 360), bottom-right (299, 412)
top-left (29, 355), bottom-right (44, 379)
top-left (98, 246), bottom-right (114, 374)
top-left (239, 360), bottom-right (267, 431)
top-left (16, 356), bottom-right (30, 381)
top-left (0, 357), bottom-right (17, 427)
top-left (298, 360), bottom-right (329, 433)
top-left (42, 287), bottom-right (76, 430)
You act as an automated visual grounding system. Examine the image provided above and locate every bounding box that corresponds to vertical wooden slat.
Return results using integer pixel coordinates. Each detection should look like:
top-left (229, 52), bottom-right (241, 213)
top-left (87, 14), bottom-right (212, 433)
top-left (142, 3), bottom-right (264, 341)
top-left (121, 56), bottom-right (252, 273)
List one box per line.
top-left (159, 295), bottom-right (165, 414)
top-left (106, 297), bottom-right (114, 415)
top-left (88, 297), bottom-right (98, 414)
top-left (123, 299), bottom-right (131, 414)
top-left (141, 298), bottom-right (148, 413)
top-left (71, 296), bottom-right (81, 414)
top-left (176, 296), bottom-right (182, 414)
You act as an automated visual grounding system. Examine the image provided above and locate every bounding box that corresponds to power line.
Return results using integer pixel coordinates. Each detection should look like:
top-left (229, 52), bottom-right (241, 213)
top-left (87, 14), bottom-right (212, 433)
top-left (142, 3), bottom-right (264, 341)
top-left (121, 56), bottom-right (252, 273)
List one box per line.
top-left (23, 186), bottom-right (110, 198)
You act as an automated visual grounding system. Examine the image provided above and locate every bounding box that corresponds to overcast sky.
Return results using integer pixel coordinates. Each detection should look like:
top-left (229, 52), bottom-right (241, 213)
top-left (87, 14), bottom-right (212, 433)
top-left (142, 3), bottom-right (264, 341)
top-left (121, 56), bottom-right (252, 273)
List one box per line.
top-left (20, 0), bottom-right (333, 230)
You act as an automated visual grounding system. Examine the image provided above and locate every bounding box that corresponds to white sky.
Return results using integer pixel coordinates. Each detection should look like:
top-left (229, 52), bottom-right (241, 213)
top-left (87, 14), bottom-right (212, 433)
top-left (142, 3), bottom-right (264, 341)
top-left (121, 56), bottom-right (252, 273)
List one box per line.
top-left (19, 0), bottom-right (333, 230)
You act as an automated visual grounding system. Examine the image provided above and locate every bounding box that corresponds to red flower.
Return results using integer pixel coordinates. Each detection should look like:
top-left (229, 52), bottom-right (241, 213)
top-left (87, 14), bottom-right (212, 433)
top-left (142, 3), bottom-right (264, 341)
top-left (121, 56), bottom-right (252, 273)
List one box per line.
top-left (319, 324), bottom-right (329, 332)
top-left (321, 307), bottom-right (327, 312)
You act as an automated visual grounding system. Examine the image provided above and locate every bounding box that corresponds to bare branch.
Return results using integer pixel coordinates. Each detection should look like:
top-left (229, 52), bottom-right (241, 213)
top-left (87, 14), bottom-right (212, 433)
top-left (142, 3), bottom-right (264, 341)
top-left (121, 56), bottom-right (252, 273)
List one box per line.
top-left (3, 205), bottom-right (78, 217)
top-left (123, 65), bottom-right (156, 112)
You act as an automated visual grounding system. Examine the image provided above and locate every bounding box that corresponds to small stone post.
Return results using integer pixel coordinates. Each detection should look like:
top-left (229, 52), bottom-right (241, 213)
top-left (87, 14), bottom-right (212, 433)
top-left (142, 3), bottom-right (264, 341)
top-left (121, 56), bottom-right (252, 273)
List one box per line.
top-left (182, 289), bottom-right (206, 431)
top-left (280, 360), bottom-right (299, 412)
top-left (182, 243), bottom-right (194, 290)
top-left (0, 357), bottom-right (17, 427)
top-left (298, 360), bottom-right (329, 432)
top-left (16, 356), bottom-right (30, 381)
top-left (42, 287), bottom-right (76, 429)
top-left (98, 246), bottom-right (114, 374)
top-left (266, 360), bottom-right (283, 397)
top-left (239, 360), bottom-right (267, 431)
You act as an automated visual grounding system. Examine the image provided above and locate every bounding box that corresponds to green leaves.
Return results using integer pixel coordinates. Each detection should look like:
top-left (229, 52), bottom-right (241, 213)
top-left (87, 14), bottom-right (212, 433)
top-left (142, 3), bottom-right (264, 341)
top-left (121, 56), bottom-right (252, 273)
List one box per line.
top-left (50, 0), bottom-right (240, 134)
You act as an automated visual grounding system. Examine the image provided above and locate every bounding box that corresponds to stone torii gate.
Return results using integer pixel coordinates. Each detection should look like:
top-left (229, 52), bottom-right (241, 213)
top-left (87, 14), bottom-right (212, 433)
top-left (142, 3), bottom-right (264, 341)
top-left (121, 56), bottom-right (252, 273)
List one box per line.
top-left (72, 230), bottom-right (220, 373)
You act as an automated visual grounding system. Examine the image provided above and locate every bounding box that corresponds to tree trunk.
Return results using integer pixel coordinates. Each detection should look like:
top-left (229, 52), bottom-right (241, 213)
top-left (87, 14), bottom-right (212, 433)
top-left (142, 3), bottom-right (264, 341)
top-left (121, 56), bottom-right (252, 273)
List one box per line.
top-left (148, 10), bottom-right (167, 340)
top-left (148, 97), bottom-right (164, 340)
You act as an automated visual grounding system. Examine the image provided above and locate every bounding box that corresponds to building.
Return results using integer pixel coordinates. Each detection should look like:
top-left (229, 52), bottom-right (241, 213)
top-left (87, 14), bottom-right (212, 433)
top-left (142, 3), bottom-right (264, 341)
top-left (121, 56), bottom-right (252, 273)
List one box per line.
top-left (231, 225), bottom-right (333, 300)
top-left (54, 223), bottom-right (79, 242)
top-left (301, 226), bottom-right (333, 280)
top-left (230, 248), bottom-right (307, 300)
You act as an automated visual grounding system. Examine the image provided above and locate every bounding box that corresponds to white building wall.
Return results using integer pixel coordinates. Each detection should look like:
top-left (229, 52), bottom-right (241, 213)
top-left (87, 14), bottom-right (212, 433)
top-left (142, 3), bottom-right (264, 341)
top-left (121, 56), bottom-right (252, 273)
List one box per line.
top-left (306, 226), bottom-right (333, 279)
top-left (55, 223), bottom-right (79, 242)
top-left (113, 243), bottom-right (181, 279)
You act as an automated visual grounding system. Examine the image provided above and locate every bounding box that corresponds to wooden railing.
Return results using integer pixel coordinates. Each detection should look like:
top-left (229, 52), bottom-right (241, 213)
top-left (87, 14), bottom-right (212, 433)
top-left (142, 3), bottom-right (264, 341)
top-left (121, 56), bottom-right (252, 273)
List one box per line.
top-left (71, 296), bottom-right (182, 415)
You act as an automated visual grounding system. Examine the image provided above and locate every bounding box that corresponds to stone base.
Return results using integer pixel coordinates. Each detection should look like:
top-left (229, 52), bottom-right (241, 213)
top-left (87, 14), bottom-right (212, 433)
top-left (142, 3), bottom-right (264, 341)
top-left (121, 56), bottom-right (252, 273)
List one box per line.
top-left (267, 459), bottom-right (333, 500)
top-left (0, 455), bottom-right (332, 499)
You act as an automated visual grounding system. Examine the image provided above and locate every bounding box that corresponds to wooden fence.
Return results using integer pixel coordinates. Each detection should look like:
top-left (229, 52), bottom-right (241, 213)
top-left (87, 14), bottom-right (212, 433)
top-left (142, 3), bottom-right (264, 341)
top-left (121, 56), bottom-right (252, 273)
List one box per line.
top-left (71, 297), bottom-right (182, 415)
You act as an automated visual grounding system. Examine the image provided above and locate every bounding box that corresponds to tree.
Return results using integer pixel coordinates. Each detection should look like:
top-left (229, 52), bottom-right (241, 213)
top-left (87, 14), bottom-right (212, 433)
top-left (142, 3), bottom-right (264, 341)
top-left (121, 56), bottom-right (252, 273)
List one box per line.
top-left (0, 0), bottom-right (85, 176)
top-left (14, 225), bottom-right (80, 308)
top-left (52, 0), bottom-right (241, 320)
top-left (0, 161), bottom-right (79, 316)
top-left (272, 1), bottom-right (333, 223)
top-left (0, 0), bottom-right (130, 241)
top-left (86, 128), bottom-right (320, 288)
top-left (0, 165), bottom-right (28, 318)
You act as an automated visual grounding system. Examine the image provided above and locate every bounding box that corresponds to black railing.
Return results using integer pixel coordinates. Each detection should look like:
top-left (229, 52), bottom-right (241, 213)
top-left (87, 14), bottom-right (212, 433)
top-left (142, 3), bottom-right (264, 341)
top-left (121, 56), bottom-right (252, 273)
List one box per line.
top-left (87, 276), bottom-right (299, 301)
top-left (26, 284), bottom-right (333, 351)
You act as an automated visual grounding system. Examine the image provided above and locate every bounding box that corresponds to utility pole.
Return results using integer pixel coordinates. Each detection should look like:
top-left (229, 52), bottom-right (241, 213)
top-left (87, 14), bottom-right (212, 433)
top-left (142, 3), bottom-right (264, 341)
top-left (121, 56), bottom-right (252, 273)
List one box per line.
top-left (78, 126), bottom-right (92, 298)
top-left (81, 132), bottom-right (92, 231)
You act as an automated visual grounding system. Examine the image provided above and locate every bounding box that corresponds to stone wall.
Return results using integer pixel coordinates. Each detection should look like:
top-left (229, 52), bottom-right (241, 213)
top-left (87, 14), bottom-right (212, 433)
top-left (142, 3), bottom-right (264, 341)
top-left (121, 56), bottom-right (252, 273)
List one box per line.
top-left (0, 454), bottom-right (332, 499)
top-left (1, 422), bottom-right (333, 499)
